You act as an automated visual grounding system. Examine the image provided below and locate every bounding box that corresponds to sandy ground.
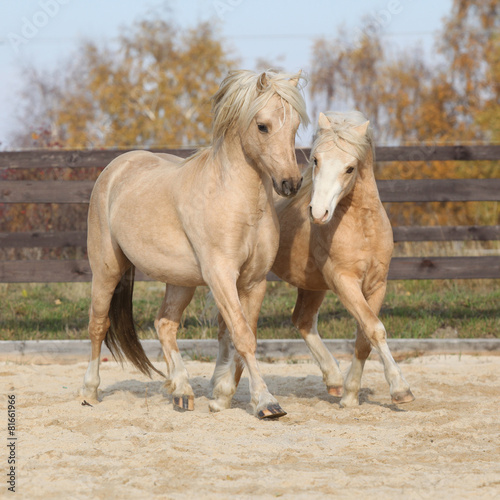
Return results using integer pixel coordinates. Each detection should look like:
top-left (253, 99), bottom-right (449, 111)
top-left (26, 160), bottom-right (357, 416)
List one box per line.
top-left (1, 353), bottom-right (499, 499)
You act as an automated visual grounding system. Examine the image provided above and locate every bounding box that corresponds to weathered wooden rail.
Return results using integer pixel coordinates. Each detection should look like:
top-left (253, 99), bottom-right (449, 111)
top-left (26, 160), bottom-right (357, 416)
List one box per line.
top-left (1, 146), bottom-right (499, 282)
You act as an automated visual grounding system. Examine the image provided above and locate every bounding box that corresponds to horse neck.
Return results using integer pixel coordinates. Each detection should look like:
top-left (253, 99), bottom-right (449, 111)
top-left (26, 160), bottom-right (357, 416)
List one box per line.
top-left (215, 135), bottom-right (274, 202)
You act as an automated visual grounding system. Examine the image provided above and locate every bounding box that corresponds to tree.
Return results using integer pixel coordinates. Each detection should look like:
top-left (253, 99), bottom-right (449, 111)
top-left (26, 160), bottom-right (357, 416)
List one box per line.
top-left (3, 16), bottom-right (237, 262)
top-left (12, 18), bottom-right (237, 149)
top-left (310, 25), bottom-right (385, 140)
top-left (308, 0), bottom-right (499, 227)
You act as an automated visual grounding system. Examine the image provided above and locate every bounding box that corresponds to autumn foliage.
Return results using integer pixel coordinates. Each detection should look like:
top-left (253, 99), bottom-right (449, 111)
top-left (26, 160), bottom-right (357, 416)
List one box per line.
top-left (309, 0), bottom-right (499, 227)
top-left (1, 18), bottom-right (237, 258)
top-left (3, 1), bottom-right (500, 248)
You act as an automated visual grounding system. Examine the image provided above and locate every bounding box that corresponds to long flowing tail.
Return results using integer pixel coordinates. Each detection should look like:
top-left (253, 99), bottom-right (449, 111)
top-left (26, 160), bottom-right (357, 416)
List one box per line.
top-left (105, 266), bottom-right (163, 378)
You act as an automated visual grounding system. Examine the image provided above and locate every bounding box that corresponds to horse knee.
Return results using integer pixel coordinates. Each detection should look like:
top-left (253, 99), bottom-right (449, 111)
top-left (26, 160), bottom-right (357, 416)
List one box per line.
top-left (231, 330), bottom-right (257, 359)
top-left (364, 321), bottom-right (387, 346)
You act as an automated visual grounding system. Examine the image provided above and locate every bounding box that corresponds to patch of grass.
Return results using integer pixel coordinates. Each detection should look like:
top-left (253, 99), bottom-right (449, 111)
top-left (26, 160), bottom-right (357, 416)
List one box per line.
top-left (0, 279), bottom-right (498, 341)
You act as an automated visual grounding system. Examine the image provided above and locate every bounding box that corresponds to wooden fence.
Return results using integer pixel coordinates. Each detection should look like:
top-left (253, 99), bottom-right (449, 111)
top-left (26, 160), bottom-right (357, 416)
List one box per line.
top-left (1, 146), bottom-right (499, 283)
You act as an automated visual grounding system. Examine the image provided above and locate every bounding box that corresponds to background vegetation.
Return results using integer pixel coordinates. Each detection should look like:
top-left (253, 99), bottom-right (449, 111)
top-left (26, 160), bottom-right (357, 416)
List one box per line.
top-left (1, 280), bottom-right (498, 341)
top-left (0, 0), bottom-right (498, 341)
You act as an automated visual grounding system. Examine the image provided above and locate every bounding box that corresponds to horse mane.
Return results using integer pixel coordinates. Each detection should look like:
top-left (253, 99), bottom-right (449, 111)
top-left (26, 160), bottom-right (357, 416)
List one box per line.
top-left (311, 110), bottom-right (374, 164)
top-left (210, 69), bottom-right (309, 152)
top-left (182, 69), bottom-right (309, 171)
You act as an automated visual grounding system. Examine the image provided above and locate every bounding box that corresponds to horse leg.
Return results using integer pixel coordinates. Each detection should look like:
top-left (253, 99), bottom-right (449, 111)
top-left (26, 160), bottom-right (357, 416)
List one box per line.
top-left (81, 269), bottom-right (125, 402)
top-left (210, 313), bottom-right (243, 412)
top-left (340, 324), bottom-right (372, 407)
top-left (210, 278), bottom-right (265, 413)
top-left (209, 276), bottom-right (284, 418)
top-left (292, 288), bottom-right (344, 396)
top-left (155, 284), bottom-right (196, 411)
top-left (331, 277), bottom-right (414, 407)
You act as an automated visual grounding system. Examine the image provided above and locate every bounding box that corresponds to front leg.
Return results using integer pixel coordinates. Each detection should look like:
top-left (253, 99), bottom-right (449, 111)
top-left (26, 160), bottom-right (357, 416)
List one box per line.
top-left (292, 288), bottom-right (344, 396)
top-left (208, 275), bottom-right (285, 418)
top-left (330, 276), bottom-right (414, 407)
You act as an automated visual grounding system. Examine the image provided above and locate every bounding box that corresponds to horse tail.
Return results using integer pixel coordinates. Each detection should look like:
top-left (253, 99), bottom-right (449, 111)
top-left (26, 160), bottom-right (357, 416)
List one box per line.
top-left (105, 266), bottom-right (164, 378)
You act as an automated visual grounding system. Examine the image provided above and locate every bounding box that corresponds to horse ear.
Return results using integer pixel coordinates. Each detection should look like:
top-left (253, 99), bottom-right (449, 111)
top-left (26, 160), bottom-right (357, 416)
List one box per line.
top-left (353, 120), bottom-right (370, 136)
top-left (289, 69), bottom-right (302, 87)
top-left (318, 112), bottom-right (330, 130)
top-left (257, 72), bottom-right (268, 91)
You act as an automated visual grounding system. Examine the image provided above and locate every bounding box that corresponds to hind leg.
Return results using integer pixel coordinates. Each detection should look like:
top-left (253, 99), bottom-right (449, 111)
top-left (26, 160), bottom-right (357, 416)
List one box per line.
top-left (81, 269), bottom-right (126, 402)
top-left (210, 314), bottom-right (236, 412)
top-left (210, 313), bottom-right (246, 413)
top-left (293, 288), bottom-right (344, 396)
top-left (340, 325), bottom-right (371, 407)
top-left (156, 284), bottom-right (196, 411)
top-left (336, 280), bottom-right (414, 407)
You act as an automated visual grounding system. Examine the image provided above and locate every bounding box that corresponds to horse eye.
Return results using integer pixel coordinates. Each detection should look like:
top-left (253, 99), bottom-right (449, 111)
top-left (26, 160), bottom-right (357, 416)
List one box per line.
top-left (313, 157), bottom-right (318, 166)
top-left (346, 166), bottom-right (354, 174)
top-left (257, 124), bottom-right (268, 133)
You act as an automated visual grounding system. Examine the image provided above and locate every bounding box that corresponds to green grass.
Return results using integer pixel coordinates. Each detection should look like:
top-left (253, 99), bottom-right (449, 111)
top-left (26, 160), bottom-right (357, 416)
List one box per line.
top-left (0, 279), bottom-right (498, 341)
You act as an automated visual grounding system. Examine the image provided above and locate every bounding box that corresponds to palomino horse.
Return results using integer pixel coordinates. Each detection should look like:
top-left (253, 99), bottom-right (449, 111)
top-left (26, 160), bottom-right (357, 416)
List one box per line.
top-left (80, 70), bottom-right (309, 419)
top-left (213, 111), bottom-right (414, 409)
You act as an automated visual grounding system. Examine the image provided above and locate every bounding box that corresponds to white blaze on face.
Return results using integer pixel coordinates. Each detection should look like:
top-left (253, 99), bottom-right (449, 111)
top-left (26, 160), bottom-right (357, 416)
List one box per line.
top-left (308, 112), bottom-right (369, 225)
top-left (310, 156), bottom-right (345, 223)
top-left (309, 150), bottom-right (357, 224)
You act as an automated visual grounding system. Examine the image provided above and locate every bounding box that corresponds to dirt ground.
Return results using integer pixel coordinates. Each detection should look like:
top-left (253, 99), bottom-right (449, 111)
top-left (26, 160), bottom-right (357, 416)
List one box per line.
top-left (1, 353), bottom-right (499, 499)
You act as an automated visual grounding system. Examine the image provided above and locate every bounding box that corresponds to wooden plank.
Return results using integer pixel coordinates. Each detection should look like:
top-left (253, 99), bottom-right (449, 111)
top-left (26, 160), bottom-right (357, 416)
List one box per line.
top-left (0, 231), bottom-right (87, 248)
top-left (2, 178), bottom-right (500, 204)
top-left (392, 225), bottom-right (500, 242)
top-left (0, 260), bottom-right (93, 283)
top-left (1, 145), bottom-right (499, 170)
top-left (0, 149), bottom-right (197, 169)
top-left (378, 179), bottom-right (500, 202)
top-left (0, 181), bottom-right (94, 203)
top-left (2, 225), bottom-right (498, 250)
top-left (0, 260), bottom-right (152, 283)
top-left (387, 256), bottom-right (500, 280)
top-left (376, 145), bottom-right (500, 162)
top-left (2, 256), bottom-right (499, 282)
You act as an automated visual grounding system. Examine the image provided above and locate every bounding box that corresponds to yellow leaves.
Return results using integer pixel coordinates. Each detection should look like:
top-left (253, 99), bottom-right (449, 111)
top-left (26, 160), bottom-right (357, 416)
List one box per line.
top-left (17, 18), bottom-right (236, 150)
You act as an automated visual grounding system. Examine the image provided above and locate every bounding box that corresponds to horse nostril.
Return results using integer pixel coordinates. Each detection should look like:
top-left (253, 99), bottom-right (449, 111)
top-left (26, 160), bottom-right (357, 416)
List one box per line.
top-left (282, 179), bottom-right (292, 196)
top-left (297, 177), bottom-right (303, 192)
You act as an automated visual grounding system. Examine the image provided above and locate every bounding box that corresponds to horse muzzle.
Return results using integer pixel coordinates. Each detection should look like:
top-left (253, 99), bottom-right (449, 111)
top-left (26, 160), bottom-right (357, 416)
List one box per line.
top-left (309, 205), bottom-right (330, 225)
top-left (273, 176), bottom-right (303, 197)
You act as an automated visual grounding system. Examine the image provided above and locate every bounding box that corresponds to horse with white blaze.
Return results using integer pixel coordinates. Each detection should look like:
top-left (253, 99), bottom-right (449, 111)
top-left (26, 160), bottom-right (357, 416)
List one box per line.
top-left (213, 110), bottom-right (415, 409)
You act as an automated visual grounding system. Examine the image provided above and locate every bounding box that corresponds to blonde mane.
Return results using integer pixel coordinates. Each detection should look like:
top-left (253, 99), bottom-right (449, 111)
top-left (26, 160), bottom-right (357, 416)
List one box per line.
top-left (311, 110), bottom-right (373, 164)
top-left (210, 69), bottom-right (309, 152)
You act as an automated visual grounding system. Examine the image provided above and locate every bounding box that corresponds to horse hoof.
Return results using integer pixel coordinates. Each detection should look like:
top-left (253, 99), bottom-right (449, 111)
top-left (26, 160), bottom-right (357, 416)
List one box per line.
top-left (327, 385), bottom-right (343, 397)
top-left (173, 395), bottom-right (194, 412)
top-left (257, 404), bottom-right (287, 420)
top-left (79, 387), bottom-right (99, 404)
top-left (392, 390), bottom-right (415, 404)
top-left (208, 399), bottom-right (231, 413)
top-left (339, 394), bottom-right (359, 408)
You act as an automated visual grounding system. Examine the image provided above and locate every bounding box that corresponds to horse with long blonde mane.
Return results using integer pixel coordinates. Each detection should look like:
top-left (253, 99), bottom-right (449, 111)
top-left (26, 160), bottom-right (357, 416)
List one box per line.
top-left (80, 69), bottom-right (309, 419)
top-left (213, 110), bottom-right (414, 410)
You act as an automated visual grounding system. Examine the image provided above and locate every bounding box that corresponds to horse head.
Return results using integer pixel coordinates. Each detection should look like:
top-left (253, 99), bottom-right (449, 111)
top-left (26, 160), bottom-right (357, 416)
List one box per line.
top-left (309, 111), bottom-right (371, 224)
top-left (211, 69), bottom-right (309, 197)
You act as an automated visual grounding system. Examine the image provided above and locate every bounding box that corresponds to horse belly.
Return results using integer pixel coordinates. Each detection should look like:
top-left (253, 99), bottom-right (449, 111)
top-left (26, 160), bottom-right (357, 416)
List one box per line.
top-left (273, 259), bottom-right (329, 291)
top-left (115, 228), bottom-right (205, 287)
